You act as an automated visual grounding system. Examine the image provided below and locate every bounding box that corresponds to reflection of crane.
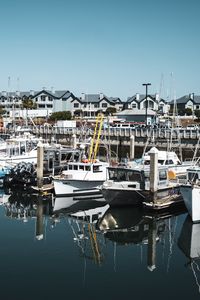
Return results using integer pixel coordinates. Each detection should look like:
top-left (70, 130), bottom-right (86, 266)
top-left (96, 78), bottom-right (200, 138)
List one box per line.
top-left (88, 113), bottom-right (104, 162)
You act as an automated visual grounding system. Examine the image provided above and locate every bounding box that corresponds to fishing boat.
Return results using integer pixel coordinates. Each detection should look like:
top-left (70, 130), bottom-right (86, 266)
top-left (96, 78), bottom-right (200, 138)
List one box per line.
top-left (180, 166), bottom-right (200, 223)
top-left (131, 147), bottom-right (195, 179)
top-left (53, 112), bottom-right (109, 197)
top-left (53, 159), bottom-right (109, 197)
top-left (101, 147), bottom-right (183, 207)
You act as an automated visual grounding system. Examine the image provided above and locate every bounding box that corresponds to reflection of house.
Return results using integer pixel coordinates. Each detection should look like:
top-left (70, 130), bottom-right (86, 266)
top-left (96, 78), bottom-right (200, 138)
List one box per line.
top-left (124, 93), bottom-right (169, 114)
top-left (71, 93), bottom-right (124, 117)
top-left (170, 94), bottom-right (200, 112)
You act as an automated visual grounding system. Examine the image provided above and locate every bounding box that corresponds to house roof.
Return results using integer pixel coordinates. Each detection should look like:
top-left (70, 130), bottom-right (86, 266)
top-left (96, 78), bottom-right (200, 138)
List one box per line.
top-left (116, 108), bottom-right (156, 116)
top-left (172, 95), bottom-right (200, 104)
top-left (126, 94), bottom-right (165, 104)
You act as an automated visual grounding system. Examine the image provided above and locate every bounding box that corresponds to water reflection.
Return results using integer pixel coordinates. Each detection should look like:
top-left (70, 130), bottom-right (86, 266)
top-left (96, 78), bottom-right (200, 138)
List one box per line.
top-left (0, 188), bottom-right (188, 272)
top-left (178, 215), bottom-right (200, 293)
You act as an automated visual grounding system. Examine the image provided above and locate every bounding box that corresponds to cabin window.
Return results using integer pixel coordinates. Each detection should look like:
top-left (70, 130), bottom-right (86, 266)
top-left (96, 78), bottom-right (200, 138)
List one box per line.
top-left (116, 170), bottom-right (126, 181)
top-left (108, 169), bottom-right (118, 180)
top-left (188, 172), bottom-right (199, 182)
top-left (93, 165), bottom-right (100, 172)
top-left (74, 165), bottom-right (78, 170)
top-left (159, 170), bottom-right (167, 180)
top-left (85, 165), bottom-right (91, 171)
top-left (165, 160), bottom-right (174, 165)
top-left (79, 165), bottom-right (84, 170)
top-left (158, 160), bottom-right (165, 165)
top-left (69, 165), bottom-right (73, 170)
top-left (127, 171), bottom-right (142, 182)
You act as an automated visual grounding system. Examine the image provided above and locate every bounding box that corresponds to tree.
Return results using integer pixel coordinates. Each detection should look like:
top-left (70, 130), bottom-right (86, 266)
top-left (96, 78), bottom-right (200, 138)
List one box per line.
top-left (185, 108), bottom-right (192, 116)
top-left (195, 109), bottom-right (200, 120)
top-left (22, 98), bottom-right (37, 109)
top-left (49, 111), bottom-right (72, 121)
top-left (105, 107), bottom-right (117, 116)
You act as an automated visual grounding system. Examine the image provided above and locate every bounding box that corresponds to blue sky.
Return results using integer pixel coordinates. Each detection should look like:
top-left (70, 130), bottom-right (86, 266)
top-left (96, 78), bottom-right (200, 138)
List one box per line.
top-left (0, 0), bottom-right (200, 101)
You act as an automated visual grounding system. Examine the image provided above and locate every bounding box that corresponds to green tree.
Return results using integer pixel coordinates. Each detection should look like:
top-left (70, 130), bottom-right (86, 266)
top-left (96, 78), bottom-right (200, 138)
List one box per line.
top-left (195, 109), bottom-right (200, 120)
top-left (22, 98), bottom-right (37, 109)
top-left (105, 107), bottom-right (117, 116)
top-left (49, 111), bottom-right (72, 121)
top-left (185, 108), bottom-right (192, 116)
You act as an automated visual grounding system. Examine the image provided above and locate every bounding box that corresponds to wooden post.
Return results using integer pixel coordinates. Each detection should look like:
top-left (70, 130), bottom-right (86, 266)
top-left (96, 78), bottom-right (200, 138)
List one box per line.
top-left (37, 141), bottom-right (44, 188)
top-left (35, 196), bottom-right (44, 240)
top-left (130, 135), bottom-right (135, 160)
top-left (72, 134), bottom-right (77, 149)
top-left (149, 147), bottom-right (158, 202)
top-left (147, 219), bottom-right (157, 271)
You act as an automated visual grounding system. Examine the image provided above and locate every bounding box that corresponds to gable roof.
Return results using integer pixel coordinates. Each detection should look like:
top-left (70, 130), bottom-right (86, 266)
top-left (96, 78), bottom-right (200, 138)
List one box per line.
top-left (172, 95), bottom-right (200, 105)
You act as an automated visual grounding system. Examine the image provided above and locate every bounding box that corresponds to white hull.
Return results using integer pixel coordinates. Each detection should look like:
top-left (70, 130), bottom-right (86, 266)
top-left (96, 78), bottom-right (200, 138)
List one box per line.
top-left (53, 179), bottom-right (104, 197)
top-left (180, 185), bottom-right (200, 223)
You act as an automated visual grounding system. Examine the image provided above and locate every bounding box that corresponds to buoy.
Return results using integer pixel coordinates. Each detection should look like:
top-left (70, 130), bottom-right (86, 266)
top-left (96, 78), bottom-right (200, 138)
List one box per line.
top-left (168, 169), bottom-right (176, 180)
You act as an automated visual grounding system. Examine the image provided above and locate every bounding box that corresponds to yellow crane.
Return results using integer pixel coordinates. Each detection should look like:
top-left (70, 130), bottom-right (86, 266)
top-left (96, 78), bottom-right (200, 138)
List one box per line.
top-left (88, 113), bottom-right (104, 162)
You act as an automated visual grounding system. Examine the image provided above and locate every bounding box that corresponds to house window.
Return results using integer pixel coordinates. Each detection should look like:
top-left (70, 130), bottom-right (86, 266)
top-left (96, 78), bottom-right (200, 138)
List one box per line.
top-left (132, 103), bottom-right (137, 108)
top-left (94, 104), bottom-right (99, 108)
top-left (196, 105), bottom-right (199, 109)
top-left (102, 103), bottom-right (107, 108)
top-left (41, 95), bottom-right (46, 101)
top-left (74, 103), bottom-right (79, 108)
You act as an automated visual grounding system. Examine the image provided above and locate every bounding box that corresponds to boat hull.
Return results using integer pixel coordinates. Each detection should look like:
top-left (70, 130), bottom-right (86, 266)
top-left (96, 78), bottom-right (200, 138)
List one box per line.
top-left (180, 184), bottom-right (200, 223)
top-left (53, 179), bottom-right (104, 197)
top-left (102, 185), bottom-right (180, 207)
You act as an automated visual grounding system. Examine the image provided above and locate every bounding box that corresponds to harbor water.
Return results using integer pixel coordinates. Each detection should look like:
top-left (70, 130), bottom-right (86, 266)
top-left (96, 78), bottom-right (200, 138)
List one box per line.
top-left (0, 188), bottom-right (199, 300)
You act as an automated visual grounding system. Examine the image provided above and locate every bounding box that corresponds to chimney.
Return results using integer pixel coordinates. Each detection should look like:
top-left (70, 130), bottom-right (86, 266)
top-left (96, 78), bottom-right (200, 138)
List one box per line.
top-left (30, 90), bottom-right (34, 96)
top-left (51, 86), bottom-right (55, 94)
top-left (155, 93), bottom-right (160, 101)
top-left (81, 93), bottom-right (85, 100)
top-left (189, 93), bottom-right (194, 100)
top-left (99, 93), bottom-right (104, 100)
top-left (136, 93), bottom-right (140, 101)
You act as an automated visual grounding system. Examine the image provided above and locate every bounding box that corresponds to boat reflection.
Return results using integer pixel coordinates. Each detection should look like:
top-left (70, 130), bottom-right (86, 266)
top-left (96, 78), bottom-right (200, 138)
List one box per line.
top-left (98, 204), bottom-right (187, 271)
top-left (3, 189), bottom-right (54, 240)
top-left (178, 215), bottom-right (200, 293)
top-left (52, 195), bottom-right (109, 265)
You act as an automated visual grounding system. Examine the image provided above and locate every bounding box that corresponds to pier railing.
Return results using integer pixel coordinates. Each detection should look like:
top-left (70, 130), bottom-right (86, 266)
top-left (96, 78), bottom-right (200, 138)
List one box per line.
top-left (29, 126), bottom-right (200, 150)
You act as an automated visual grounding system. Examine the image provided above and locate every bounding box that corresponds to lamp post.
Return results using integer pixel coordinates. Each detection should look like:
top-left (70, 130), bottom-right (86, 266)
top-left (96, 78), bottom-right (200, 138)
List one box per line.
top-left (142, 83), bottom-right (151, 126)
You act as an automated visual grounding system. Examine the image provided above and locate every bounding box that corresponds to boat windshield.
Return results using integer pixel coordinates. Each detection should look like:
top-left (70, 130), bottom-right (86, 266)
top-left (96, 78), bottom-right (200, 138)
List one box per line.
top-left (188, 172), bottom-right (199, 182)
top-left (108, 168), bottom-right (142, 182)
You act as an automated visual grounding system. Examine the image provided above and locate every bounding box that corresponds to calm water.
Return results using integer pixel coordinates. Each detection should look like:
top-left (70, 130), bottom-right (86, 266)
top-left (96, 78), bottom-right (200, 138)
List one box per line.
top-left (0, 188), bottom-right (199, 300)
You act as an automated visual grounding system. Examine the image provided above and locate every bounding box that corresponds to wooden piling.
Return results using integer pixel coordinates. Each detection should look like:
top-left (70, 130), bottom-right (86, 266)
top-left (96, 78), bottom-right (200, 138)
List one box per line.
top-left (37, 141), bottom-right (44, 189)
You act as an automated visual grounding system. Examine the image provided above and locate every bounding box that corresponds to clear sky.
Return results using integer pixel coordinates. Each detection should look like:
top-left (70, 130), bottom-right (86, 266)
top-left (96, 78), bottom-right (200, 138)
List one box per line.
top-left (0, 0), bottom-right (200, 101)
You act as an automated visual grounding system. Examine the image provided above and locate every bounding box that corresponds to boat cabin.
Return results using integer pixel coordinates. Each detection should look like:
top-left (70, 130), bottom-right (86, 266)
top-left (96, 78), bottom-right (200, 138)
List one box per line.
top-left (107, 165), bottom-right (169, 190)
top-left (143, 149), bottom-right (181, 166)
top-left (43, 146), bottom-right (80, 174)
top-left (186, 167), bottom-right (200, 183)
top-left (64, 161), bottom-right (105, 173)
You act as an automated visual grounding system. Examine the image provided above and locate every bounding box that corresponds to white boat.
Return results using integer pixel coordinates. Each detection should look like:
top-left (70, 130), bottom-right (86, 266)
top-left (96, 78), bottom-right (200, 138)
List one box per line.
top-left (130, 148), bottom-right (194, 179)
top-left (53, 159), bottom-right (109, 197)
top-left (0, 133), bottom-right (39, 168)
top-left (101, 163), bottom-right (181, 207)
top-left (178, 215), bottom-right (200, 293)
top-left (180, 166), bottom-right (200, 223)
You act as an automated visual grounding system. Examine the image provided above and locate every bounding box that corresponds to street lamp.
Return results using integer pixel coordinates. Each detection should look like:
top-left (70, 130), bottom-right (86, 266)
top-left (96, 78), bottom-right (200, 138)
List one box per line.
top-left (142, 83), bottom-right (151, 126)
